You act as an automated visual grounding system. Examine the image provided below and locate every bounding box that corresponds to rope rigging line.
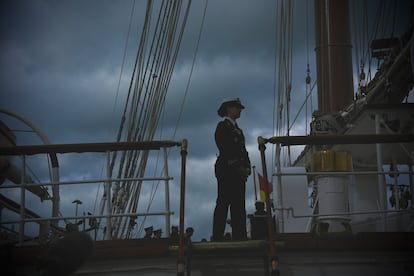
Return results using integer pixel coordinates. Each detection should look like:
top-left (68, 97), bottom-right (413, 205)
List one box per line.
top-left (125, 0), bottom-right (202, 238)
top-left (282, 0), bottom-right (314, 139)
top-left (350, 0), bottom-right (366, 84)
top-left (351, 0), bottom-right (399, 97)
top-left (115, 0), bottom-right (173, 238)
top-left (92, 0), bottom-right (138, 221)
top-left (108, 0), bottom-right (158, 237)
top-left (289, 80), bottom-right (317, 133)
top-left (274, 0), bottom-right (294, 167)
top-left (94, 0), bottom-right (192, 239)
top-left (171, 0), bottom-right (207, 141)
top-left (123, 0), bottom-right (189, 238)
top-left (305, 0), bottom-right (312, 135)
top-left (271, 0), bottom-right (278, 172)
top-left (132, 0), bottom-right (194, 239)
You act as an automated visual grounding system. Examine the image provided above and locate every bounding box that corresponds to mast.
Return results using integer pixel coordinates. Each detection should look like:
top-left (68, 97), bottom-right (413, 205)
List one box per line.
top-left (314, 0), bottom-right (354, 114)
top-left (310, 0), bottom-right (355, 233)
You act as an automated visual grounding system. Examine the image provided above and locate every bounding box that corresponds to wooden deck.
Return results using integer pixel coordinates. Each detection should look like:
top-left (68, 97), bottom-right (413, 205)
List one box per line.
top-left (5, 232), bottom-right (414, 275)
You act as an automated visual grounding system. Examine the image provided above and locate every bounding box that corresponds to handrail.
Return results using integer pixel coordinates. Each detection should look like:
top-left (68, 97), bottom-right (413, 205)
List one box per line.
top-left (0, 140), bottom-right (182, 155)
top-left (260, 133), bottom-right (414, 146)
top-left (0, 139), bottom-right (186, 248)
top-left (177, 139), bottom-right (188, 276)
top-left (0, 109), bottom-right (61, 225)
top-left (1, 212), bottom-right (175, 225)
top-left (257, 133), bottom-right (414, 276)
top-left (0, 177), bottom-right (174, 189)
top-left (277, 206), bottom-right (414, 219)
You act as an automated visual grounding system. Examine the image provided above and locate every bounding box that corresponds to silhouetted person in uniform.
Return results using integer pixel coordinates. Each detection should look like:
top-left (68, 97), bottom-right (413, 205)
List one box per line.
top-left (212, 97), bottom-right (251, 241)
top-left (143, 226), bottom-right (153, 239)
top-left (249, 200), bottom-right (269, 240)
top-left (170, 225), bottom-right (179, 241)
top-left (254, 200), bottom-right (267, 216)
top-left (153, 229), bottom-right (162, 239)
top-left (185, 227), bottom-right (194, 241)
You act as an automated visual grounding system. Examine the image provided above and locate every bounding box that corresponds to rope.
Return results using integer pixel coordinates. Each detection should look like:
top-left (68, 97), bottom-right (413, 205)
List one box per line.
top-left (289, 80), bottom-right (317, 132)
top-left (275, 0), bottom-right (294, 167)
top-left (103, 0), bottom-right (192, 239)
top-left (351, 0), bottom-right (400, 97)
top-left (171, 0), bottom-right (207, 140)
top-left (271, 0), bottom-right (278, 172)
top-left (93, 0), bottom-right (137, 217)
top-left (125, 0), bottom-right (203, 238)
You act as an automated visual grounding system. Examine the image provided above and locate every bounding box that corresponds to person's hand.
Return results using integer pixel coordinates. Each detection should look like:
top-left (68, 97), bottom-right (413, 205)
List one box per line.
top-left (236, 166), bottom-right (250, 180)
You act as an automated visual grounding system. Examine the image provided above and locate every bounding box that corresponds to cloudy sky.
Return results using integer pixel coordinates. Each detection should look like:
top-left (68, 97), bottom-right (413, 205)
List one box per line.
top-left (1, 0), bottom-right (413, 242)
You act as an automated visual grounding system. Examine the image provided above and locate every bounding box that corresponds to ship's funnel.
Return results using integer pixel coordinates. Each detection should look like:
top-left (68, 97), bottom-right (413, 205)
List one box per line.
top-left (312, 150), bottom-right (353, 233)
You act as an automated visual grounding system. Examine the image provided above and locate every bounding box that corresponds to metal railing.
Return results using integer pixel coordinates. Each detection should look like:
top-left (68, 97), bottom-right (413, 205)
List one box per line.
top-left (257, 133), bottom-right (414, 276)
top-left (0, 140), bottom-right (188, 248)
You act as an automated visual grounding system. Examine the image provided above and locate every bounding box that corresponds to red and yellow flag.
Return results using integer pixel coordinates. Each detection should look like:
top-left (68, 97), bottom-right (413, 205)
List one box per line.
top-left (258, 172), bottom-right (272, 201)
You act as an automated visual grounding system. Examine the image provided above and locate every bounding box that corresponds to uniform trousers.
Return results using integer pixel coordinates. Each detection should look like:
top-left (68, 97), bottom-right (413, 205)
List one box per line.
top-left (212, 163), bottom-right (247, 240)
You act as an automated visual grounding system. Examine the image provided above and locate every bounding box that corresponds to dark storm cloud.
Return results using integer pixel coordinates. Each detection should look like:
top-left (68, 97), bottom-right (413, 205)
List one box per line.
top-left (1, 1), bottom-right (135, 71)
top-left (189, 1), bottom-right (277, 59)
top-left (0, 0), bottom-right (311, 145)
top-left (0, 0), bottom-right (139, 144)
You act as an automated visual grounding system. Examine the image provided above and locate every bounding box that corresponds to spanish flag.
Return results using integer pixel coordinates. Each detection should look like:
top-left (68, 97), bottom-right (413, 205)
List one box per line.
top-left (258, 172), bottom-right (273, 201)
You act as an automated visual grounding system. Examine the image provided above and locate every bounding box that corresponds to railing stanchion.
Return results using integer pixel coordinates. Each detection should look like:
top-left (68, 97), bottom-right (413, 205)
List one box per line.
top-left (258, 136), bottom-right (279, 275)
top-left (177, 139), bottom-right (188, 276)
top-left (19, 155), bottom-right (26, 246)
top-left (105, 151), bottom-right (112, 240)
top-left (164, 147), bottom-right (171, 237)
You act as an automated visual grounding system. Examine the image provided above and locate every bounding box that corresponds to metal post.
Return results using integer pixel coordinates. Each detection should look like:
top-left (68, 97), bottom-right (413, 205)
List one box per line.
top-left (51, 166), bottom-right (60, 227)
top-left (258, 136), bottom-right (279, 276)
top-left (375, 113), bottom-right (387, 231)
top-left (410, 161), bottom-right (414, 210)
top-left (164, 147), bottom-right (171, 237)
top-left (253, 165), bottom-right (258, 201)
top-left (392, 160), bottom-right (400, 210)
top-left (72, 199), bottom-right (82, 224)
top-left (19, 155), bottom-right (26, 245)
top-left (177, 139), bottom-right (187, 276)
top-left (275, 143), bottom-right (284, 233)
top-left (105, 151), bottom-right (112, 240)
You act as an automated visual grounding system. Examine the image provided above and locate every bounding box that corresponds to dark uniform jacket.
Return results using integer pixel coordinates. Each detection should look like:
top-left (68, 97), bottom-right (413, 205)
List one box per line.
top-left (215, 118), bottom-right (251, 179)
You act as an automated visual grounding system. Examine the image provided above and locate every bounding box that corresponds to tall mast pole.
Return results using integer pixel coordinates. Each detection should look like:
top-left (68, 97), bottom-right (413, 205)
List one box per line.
top-left (314, 0), bottom-right (354, 114)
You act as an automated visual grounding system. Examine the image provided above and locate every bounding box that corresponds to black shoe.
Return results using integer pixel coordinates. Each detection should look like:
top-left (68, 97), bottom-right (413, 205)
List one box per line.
top-left (210, 235), bottom-right (224, 242)
top-left (232, 236), bottom-right (248, 241)
top-left (232, 231), bottom-right (248, 241)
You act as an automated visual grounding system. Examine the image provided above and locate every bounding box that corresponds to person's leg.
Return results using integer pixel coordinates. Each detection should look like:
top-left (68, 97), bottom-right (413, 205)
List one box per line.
top-left (230, 180), bottom-right (247, 240)
top-left (212, 177), bottom-right (230, 241)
